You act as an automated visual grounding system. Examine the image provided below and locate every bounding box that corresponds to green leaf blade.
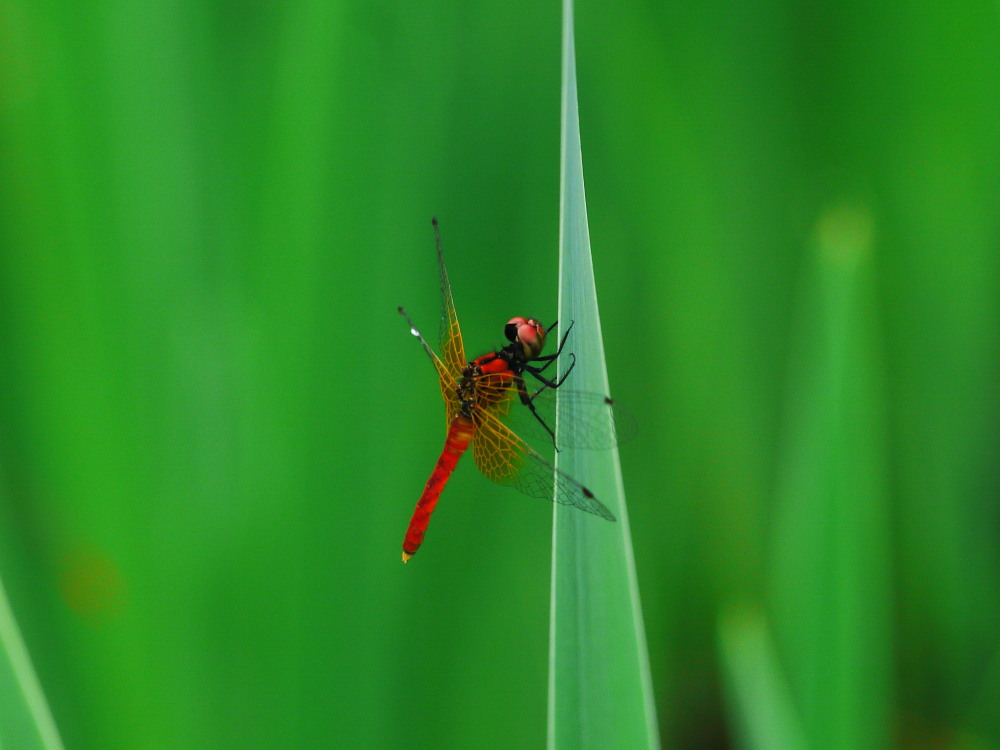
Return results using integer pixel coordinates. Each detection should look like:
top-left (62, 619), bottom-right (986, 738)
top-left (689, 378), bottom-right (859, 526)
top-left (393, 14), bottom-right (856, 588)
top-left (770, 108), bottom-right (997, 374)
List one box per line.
top-left (0, 572), bottom-right (65, 750)
top-left (547, 2), bottom-right (660, 748)
top-left (718, 607), bottom-right (808, 750)
top-left (769, 205), bottom-right (894, 750)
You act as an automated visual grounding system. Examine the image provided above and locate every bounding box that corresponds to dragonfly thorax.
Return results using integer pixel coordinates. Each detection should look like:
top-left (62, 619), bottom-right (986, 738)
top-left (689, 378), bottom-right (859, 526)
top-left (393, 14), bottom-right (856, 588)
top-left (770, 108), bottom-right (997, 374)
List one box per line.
top-left (456, 355), bottom-right (517, 418)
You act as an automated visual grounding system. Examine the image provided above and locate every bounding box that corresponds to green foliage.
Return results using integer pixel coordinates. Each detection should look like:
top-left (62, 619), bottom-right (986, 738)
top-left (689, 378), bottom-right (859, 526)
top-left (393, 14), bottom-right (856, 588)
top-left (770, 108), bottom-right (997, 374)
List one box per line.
top-left (767, 206), bottom-right (893, 750)
top-left (0, 1), bottom-right (998, 748)
top-left (0, 572), bottom-right (64, 749)
top-left (719, 608), bottom-right (806, 750)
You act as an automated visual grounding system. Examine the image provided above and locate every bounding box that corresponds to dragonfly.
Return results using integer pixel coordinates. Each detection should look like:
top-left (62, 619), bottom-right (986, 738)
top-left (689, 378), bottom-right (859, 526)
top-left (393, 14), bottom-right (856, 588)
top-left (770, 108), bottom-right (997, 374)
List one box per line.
top-left (398, 218), bottom-right (634, 562)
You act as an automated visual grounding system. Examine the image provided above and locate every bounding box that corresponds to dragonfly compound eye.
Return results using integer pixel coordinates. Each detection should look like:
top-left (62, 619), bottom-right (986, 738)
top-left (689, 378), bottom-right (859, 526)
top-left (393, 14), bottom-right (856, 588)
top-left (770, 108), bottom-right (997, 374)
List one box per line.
top-left (504, 317), bottom-right (527, 343)
top-left (506, 317), bottom-right (545, 357)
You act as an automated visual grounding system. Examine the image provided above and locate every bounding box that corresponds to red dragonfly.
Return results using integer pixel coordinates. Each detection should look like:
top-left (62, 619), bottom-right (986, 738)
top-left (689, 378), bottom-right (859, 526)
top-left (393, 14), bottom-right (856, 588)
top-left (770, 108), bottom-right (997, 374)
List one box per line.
top-left (398, 218), bottom-right (633, 562)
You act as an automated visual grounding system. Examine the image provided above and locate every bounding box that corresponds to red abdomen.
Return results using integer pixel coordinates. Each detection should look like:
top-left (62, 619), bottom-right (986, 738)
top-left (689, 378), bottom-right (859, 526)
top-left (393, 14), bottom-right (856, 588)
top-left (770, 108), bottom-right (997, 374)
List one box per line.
top-left (402, 415), bottom-right (475, 562)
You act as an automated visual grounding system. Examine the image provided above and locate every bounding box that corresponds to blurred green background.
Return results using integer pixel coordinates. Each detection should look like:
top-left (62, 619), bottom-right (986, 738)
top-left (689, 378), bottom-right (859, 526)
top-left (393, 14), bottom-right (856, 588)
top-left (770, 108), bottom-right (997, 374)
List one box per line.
top-left (1, 1), bottom-right (999, 748)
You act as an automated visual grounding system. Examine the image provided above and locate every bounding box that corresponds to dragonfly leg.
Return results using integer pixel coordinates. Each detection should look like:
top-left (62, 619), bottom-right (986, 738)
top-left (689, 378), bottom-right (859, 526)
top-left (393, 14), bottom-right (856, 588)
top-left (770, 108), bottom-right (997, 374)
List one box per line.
top-left (514, 353), bottom-right (577, 450)
top-left (530, 353), bottom-right (558, 374)
top-left (531, 323), bottom-right (573, 374)
top-left (514, 375), bottom-right (560, 449)
top-left (523, 352), bottom-right (576, 389)
top-left (528, 320), bottom-right (575, 374)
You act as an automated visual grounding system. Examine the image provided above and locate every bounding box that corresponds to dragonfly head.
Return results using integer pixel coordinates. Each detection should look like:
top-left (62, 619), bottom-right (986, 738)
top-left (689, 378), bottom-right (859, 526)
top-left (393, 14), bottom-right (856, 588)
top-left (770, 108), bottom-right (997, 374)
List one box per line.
top-left (505, 317), bottom-right (546, 358)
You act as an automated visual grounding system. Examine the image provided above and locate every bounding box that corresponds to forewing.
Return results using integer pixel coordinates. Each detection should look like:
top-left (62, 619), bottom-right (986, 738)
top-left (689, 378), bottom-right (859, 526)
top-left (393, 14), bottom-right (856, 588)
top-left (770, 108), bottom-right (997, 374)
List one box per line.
top-left (471, 406), bottom-right (616, 521)
top-left (400, 306), bottom-right (462, 430)
top-left (435, 220), bottom-right (467, 378)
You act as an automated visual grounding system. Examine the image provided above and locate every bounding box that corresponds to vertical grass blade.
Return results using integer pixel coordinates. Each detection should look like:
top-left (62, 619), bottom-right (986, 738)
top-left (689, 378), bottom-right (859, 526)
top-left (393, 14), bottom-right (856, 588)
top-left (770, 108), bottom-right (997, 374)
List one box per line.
top-left (547, 1), bottom-right (660, 748)
top-left (0, 572), bottom-right (65, 749)
top-left (769, 205), bottom-right (893, 750)
top-left (718, 607), bottom-right (807, 750)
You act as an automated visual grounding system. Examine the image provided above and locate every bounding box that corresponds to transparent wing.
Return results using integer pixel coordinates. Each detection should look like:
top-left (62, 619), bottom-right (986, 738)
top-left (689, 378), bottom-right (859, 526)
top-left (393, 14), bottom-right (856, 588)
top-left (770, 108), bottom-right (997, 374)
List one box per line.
top-left (502, 379), bottom-right (637, 452)
top-left (399, 306), bottom-right (462, 430)
top-left (434, 218), bottom-right (467, 379)
top-left (470, 386), bottom-right (616, 521)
